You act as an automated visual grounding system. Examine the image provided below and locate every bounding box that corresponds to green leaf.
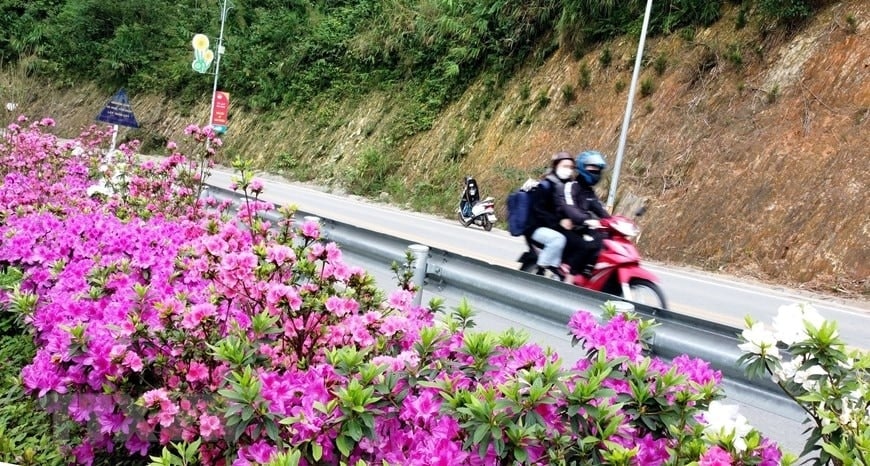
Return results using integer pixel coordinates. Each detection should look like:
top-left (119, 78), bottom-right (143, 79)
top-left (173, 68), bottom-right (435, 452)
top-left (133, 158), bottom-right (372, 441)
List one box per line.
top-left (472, 423), bottom-right (489, 444)
top-left (312, 442), bottom-right (323, 461)
top-left (336, 434), bottom-right (354, 458)
top-left (820, 441), bottom-right (847, 461)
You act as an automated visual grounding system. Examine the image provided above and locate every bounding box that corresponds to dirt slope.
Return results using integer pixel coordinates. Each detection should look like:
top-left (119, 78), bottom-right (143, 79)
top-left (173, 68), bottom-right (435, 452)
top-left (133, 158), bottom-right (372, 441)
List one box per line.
top-left (5, 1), bottom-right (868, 297)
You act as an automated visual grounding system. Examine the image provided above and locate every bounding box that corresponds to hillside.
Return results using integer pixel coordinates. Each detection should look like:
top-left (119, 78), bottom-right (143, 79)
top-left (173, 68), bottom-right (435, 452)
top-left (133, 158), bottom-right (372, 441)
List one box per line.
top-left (3, 1), bottom-right (868, 298)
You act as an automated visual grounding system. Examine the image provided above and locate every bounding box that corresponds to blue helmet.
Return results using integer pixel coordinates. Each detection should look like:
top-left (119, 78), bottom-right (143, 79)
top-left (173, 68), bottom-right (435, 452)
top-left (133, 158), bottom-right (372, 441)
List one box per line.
top-left (576, 150), bottom-right (607, 185)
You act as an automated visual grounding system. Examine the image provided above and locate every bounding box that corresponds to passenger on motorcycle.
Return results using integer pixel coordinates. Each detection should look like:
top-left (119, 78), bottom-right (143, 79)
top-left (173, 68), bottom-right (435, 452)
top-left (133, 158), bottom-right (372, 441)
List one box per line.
top-left (525, 152), bottom-right (575, 280)
top-left (555, 150), bottom-right (611, 279)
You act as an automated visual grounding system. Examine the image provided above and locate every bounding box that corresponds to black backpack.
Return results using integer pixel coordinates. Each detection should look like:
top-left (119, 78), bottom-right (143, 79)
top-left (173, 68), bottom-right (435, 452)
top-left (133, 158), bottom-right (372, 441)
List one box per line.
top-left (506, 179), bottom-right (551, 236)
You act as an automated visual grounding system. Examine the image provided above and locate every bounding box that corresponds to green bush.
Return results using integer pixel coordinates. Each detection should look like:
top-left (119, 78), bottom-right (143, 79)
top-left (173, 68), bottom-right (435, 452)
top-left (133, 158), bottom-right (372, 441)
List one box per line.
top-left (599, 47), bottom-right (613, 68)
top-left (615, 79), bottom-right (627, 93)
top-left (346, 146), bottom-right (399, 196)
top-left (653, 54), bottom-right (668, 75)
top-left (561, 84), bottom-right (576, 104)
top-left (756, 0), bottom-right (821, 25)
top-left (640, 76), bottom-right (655, 97)
top-left (578, 62), bottom-right (591, 89)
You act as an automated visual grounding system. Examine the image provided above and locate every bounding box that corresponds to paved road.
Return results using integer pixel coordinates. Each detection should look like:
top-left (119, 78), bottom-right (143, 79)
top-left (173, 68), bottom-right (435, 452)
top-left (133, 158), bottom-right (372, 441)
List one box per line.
top-left (203, 167), bottom-right (870, 348)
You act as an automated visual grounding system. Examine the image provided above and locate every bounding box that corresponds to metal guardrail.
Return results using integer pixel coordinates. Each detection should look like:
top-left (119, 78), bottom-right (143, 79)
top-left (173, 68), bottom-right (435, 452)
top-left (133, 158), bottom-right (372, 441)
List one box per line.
top-left (204, 185), bottom-right (802, 417)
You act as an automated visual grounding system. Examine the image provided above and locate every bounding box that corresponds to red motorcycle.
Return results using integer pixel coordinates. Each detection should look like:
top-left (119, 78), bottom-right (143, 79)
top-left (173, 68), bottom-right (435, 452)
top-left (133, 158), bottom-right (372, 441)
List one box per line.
top-left (518, 215), bottom-right (667, 309)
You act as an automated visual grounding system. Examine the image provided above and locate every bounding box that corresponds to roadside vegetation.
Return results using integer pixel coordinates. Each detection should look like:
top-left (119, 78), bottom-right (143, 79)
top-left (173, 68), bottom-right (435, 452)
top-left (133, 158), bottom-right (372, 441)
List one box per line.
top-left (1, 0), bottom-right (832, 137)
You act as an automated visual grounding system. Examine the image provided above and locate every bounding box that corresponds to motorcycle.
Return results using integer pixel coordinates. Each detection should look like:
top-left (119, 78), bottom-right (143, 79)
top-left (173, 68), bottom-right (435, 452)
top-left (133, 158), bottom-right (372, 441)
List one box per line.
top-left (518, 214), bottom-right (667, 309)
top-left (457, 176), bottom-right (497, 231)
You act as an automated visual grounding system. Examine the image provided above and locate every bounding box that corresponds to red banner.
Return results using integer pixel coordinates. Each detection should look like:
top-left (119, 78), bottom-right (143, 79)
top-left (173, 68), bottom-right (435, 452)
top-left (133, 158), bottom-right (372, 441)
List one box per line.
top-left (211, 91), bottom-right (230, 126)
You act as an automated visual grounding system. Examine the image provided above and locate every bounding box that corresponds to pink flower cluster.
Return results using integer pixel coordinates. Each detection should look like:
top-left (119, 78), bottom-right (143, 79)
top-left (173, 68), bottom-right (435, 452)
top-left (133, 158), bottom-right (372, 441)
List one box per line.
top-left (0, 121), bottom-right (786, 466)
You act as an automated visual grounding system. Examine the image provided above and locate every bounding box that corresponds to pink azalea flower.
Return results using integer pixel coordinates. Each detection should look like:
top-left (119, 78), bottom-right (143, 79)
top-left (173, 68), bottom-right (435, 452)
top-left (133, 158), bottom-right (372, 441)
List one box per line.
top-left (123, 352), bottom-right (144, 372)
top-left (199, 413), bottom-right (224, 439)
top-left (300, 220), bottom-right (320, 239)
top-left (757, 437), bottom-right (782, 466)
top-left (266, 244), bottom-right (296, 264)
top-left (325, 242), bottom-right (342, 261)
top-left (73, 440), bottom-right (95, 465)
top-left (142, 388), bottom-right (170, 408)
top-left (98, 411), bottom-right (131, 435)
top-left (156, 400), bottom-right (180, 427)
top-left (187, 361), bottom-right (210, 383)
top-left (125, 434), bottom-right (151, 456)
top-left (239, 440), bottom-right (277, 464)
top-left (700, 446), bottom-right (733, 466)
top-left (388, 289), bottom-right (413, 309)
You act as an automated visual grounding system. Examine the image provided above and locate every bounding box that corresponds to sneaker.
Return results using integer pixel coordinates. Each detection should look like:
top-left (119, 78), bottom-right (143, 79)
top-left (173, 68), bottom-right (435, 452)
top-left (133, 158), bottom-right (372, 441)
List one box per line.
top-left (537, 266), bottom-right (565, 281)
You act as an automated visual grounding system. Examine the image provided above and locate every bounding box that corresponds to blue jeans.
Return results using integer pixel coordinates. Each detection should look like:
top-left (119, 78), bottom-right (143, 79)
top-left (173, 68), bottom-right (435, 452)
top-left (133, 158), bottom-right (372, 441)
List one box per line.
top-left (531, 227), bottom-right (566, 268)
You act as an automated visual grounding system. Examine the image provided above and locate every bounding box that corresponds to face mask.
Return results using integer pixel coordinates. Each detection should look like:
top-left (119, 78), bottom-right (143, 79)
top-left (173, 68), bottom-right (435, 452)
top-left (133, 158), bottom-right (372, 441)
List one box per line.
top-left (587, 172), bottom-right (601, 185)
top-left (555, 167), bottom-right (574, 180)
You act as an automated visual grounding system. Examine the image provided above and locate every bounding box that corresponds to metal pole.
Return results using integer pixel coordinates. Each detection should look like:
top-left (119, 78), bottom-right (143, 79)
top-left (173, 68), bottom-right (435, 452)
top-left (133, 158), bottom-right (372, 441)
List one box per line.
top-left (408, 244), bottom-right (430, 307)
top-left (606, 0), bottom-right (654, 212)
top-left (106, 124), bottom-right (119, 164)
top-left (206, 0), bottom-right (229, 150)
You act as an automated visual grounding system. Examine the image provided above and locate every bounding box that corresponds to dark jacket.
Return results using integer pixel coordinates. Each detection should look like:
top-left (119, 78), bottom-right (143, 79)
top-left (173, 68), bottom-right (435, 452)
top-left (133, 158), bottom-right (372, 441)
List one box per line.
top-left (556, 179), bottom-right (610, 227)
top-left (531, 174), bottom-right (564, 231)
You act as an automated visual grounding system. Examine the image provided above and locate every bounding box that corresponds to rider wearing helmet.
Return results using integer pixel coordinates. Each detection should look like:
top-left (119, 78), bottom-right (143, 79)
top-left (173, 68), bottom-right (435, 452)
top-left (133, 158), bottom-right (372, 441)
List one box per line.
top-left (554, 150), bottom-right (611, 277)
top-left (576, 150), bottom-right (607, 187)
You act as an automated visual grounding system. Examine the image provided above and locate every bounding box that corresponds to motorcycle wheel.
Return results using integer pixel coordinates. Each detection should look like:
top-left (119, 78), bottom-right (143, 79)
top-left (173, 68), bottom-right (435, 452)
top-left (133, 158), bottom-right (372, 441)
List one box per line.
top-left (627, 278), bottom-right (667, 310)
top-left (457, 211), bottom-right (471, 227)
top-left (482, 217), bottom-right (493, 231)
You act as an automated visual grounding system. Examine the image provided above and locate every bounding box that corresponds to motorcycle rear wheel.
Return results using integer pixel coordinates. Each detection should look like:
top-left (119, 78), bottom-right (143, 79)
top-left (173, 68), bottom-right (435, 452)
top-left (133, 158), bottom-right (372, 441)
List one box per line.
top-left (627, 278), bottom-right (667, 310)
top-left (482, 217), bottom-right (493, 231)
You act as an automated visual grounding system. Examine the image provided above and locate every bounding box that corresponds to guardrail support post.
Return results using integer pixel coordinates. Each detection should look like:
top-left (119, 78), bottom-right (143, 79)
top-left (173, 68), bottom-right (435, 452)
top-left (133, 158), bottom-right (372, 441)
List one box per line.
top-left (611, 301), bottom-right (635, 313)
top-left (408, 244), bottom-right (430, 307)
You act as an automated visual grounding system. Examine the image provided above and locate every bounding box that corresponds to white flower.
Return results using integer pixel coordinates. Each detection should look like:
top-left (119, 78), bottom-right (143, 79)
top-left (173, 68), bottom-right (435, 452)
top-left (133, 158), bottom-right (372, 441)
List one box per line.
top-left (840, 398), bottom-right (855, 427)
top-left (738, 322), bottom-right (780, 359)
top-left (702, 401), bottom-right (754, 452)
top-left (86, 182), bottom-right (113, 197)
top-left (772, 303), bottom-right (835, 345)
top-left (793, 365), bottom-right (827, 391)
top-left (772, 357), bottom-right (801, 383)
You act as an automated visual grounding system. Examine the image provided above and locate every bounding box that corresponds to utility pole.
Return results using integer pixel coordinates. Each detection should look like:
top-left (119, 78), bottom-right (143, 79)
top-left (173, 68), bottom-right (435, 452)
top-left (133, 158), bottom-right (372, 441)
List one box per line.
top-left (207, 0), bottom-right (230, 141)
top-left (607, 0), bottom-right (654, 212)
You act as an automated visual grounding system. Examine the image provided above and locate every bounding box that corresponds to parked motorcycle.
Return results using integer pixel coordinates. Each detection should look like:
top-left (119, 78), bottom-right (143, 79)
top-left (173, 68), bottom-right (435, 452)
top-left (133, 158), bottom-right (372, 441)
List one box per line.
top-left (518, 214), bottom-right (667, 309)
top-left (458, 176), bottom-right (496, 231)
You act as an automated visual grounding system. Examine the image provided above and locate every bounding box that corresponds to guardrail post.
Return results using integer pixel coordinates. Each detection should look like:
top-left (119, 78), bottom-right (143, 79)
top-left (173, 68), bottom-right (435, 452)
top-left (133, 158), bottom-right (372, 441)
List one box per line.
top-left (408, 244), bottom-right (430, 307)
top-left (611, 301), bottom-right (635, 313)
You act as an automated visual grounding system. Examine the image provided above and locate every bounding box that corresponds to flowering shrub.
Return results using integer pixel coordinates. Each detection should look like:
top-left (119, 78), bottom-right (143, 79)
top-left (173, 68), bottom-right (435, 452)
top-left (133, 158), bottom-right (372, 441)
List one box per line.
top-left (738, 303), bottom-right (870, 465)
top-left (0, 119), bottom-right (790, 465)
